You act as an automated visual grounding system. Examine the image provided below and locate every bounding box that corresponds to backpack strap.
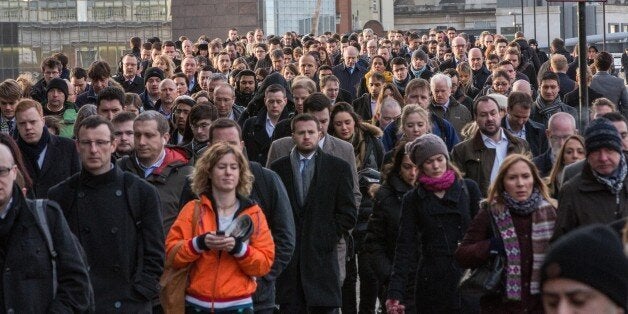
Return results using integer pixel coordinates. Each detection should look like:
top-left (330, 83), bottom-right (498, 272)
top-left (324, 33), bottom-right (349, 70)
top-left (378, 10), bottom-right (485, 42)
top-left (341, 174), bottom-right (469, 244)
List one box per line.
top-left (31, 199), bottom-right (58, 296)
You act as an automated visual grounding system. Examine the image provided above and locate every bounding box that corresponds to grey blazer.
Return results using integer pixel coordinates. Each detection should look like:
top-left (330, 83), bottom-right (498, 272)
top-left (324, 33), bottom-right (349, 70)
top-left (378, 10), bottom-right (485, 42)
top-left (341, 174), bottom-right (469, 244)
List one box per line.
top-left (267, 134), bottom-right (362, 208)
top-left (590, 71), bottom-right (628, 116)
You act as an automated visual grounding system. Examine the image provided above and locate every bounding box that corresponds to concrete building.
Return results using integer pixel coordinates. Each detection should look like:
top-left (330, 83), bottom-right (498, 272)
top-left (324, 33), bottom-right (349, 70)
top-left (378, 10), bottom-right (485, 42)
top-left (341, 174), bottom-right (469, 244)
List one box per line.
top-left (172, 0), bottom-right (349, 42)
top-left (0, 0), bottom-right (171, 81)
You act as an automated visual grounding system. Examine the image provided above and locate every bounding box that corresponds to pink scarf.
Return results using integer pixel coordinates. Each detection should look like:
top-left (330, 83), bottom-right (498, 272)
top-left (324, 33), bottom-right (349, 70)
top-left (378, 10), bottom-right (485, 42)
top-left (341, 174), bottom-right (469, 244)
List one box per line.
top-left (418, 169), bottom-right (456, 192)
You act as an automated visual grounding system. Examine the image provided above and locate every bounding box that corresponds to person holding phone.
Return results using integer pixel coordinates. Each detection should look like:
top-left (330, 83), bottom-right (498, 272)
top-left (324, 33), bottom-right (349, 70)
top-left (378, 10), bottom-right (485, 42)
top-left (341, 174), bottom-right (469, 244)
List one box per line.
top-left (166, 142), bottom-right (275, 313)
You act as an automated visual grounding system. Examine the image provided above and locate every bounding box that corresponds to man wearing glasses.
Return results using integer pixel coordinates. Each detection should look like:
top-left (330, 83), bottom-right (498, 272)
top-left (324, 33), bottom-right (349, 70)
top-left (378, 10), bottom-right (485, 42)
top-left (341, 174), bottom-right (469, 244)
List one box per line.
top-left (0, 137), bottom-right (92, 312)
top-left (49, 115), bottom-right (164, 312)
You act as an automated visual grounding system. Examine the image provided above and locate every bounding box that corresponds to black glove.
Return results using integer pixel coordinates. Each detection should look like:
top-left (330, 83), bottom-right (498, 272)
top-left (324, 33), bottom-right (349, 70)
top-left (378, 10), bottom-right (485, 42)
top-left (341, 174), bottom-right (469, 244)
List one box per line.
top-left (228, 237), bottom-right (244, 255)
top-left (195, 232), bottom-right (211, 251)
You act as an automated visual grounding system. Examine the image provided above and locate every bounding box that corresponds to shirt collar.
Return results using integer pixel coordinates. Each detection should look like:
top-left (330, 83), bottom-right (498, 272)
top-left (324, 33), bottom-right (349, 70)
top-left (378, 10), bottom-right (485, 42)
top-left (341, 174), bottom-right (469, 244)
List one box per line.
top-left (0, 197), bottom-right (13, 219)
top-left (136, 149), bottom-right (166, 174)
top-left (504, 116), bottom-right (526, 133)
top-left (481, 128), bottom-right (507, 145)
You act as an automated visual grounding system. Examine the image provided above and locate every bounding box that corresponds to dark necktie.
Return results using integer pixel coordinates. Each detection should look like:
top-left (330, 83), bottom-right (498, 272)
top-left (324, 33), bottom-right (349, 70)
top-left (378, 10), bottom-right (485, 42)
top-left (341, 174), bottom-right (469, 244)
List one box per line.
top-left (300, 158), bottom-right (310, 199)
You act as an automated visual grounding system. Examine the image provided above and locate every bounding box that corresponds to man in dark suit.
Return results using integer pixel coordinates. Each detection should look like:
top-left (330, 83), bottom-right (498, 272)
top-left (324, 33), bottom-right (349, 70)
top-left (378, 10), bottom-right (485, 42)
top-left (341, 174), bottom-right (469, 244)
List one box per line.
top-left (242, 84), bottom-right (291, 165)
top-left (271, 113), bottom-right (356, 313)
top-left (113, 54), bottom-right (144, 94)
top-left (353, 72), bottom-right (385, 122)
top-left (503, 92), bottom-right (548, 157)
top-left (439, 36), bottom-right (467, 71)
top-left (332, 46), bottom-right (366, 101)
top-left (590, 51), bottom-right (628, 117)
top-left (15, 99), bottom-right (80, 197)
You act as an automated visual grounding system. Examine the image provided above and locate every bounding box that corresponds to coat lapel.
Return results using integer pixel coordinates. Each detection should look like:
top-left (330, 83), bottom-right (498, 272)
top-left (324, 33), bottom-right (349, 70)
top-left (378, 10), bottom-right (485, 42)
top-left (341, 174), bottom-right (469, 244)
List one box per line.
top-left (39, 135), bottom-right (58, 176)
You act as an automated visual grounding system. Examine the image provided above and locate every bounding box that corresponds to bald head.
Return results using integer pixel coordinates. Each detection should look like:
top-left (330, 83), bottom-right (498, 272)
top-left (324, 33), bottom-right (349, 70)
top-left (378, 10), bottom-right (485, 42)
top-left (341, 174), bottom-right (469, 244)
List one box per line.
top-left (468, 48), bottom-right (484, 71)
top-left (547, 112), bottom-right (577, 154)
top-left (451, 36), bottom-right (467, 59)
top-left (511, 80), bottom-right (532, 97)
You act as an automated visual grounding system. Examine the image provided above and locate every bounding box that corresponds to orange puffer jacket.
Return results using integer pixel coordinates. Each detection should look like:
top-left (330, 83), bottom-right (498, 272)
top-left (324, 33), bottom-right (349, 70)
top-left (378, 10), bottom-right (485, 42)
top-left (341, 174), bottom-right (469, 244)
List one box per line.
top-left (165, 194), bottom-right (275, 305)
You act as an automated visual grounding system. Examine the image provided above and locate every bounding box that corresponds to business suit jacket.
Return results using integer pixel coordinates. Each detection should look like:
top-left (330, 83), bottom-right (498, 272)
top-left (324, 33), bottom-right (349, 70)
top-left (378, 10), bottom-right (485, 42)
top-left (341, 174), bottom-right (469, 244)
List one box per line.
top-left (502, 116), bottom-right (548, 158)
top-left (352, 93), bottom-right (375, 121)
top-left (266, 134), bottom-right (361, 208)
top-left (23, 134), bottom-right (81, 198)
top-left (270, 148), bottom-right (357, 307)
top-left (113, 75), bottom-right (145, 94)
top-left (332, 63), bottom-right (367, 101)
top-left (242, 108), bottom-right (290, 166)
top-left (590, 71), bottom-right (628, 116)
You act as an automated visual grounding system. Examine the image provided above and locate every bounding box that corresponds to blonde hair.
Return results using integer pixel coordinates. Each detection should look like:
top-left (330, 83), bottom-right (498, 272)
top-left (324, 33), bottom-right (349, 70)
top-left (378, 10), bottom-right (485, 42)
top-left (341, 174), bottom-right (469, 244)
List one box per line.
top-left (487, 154), bottom-right (556, 210)
top-left (191, 142), bottom-right (254, 197)
top-left (153, 54), bottom-right (176, 78)
top-left (546, 135), bottom-right (584, 195)
top-left (398, 104), bottom-right (431, 135)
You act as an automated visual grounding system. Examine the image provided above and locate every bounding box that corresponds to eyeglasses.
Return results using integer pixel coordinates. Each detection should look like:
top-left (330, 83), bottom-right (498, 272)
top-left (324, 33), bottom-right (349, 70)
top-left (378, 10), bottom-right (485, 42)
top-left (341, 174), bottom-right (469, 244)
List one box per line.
top-left (382, 114), bottom-right (401, 122)
top-left (0, 166), bottom-right (14, 177)
top-left (78, 140), bottom-right (111, 148)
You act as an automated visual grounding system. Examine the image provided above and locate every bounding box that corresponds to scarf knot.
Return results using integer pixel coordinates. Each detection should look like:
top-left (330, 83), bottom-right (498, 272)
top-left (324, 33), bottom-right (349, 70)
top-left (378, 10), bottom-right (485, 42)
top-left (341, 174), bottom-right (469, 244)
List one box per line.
top-left (502, 188), bottom-right (542, 215)
top-left (592, 154), bottom-right (627, 195)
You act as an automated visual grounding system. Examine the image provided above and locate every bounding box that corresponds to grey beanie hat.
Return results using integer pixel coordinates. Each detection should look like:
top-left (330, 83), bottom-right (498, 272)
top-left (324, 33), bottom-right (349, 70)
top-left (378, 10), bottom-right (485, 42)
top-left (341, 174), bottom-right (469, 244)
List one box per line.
top-left (406, 134), bottom-right (449, 166)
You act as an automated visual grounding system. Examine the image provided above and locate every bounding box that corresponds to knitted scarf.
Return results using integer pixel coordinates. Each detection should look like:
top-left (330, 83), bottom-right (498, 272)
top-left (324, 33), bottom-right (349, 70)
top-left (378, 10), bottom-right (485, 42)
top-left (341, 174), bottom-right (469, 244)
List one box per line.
top-left (417, 169), bottom-right (456, 192)
top-left (491, 189), bottom-right (556, 301)
top-left (592, 154), bottom-right (627, 195)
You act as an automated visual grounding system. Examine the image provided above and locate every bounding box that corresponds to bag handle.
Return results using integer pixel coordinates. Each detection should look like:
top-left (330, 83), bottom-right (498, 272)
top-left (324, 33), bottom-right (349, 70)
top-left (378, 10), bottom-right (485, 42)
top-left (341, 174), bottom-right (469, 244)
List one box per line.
top-left (165, 201), bottom-right (200, 268)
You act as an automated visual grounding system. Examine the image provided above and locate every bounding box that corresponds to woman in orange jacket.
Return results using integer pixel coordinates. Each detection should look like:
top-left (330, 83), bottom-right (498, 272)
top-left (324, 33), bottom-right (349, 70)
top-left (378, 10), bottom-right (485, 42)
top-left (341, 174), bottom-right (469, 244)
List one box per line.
top-left (166, 142), bottom-right (275, 313)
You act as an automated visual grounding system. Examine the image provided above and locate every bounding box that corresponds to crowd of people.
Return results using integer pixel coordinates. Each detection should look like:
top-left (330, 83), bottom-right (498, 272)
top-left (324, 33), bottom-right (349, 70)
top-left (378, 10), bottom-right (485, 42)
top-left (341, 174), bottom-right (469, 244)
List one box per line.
top-left (0, 25), bottom-right (627, 313)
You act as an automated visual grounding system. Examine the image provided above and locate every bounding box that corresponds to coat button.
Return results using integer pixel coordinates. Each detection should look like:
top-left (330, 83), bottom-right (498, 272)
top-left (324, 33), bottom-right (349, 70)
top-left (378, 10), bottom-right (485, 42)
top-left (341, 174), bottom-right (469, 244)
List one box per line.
top-left (7, 309), bottom-right (14, 314)
top-left (111, 227), bottom-right (119, 234)
top-left (115, 190), bottom-right (122, 196)
top-left (114, 301), bottom-right (121, 308)
top-left (82, 227), bottom-right (90, 234)
top-left (78, 192), bottom-right (85, 198)
top-left (113, 265), bottom-right (120, 272)
top-left (4, 267), bottom-right (9, 272)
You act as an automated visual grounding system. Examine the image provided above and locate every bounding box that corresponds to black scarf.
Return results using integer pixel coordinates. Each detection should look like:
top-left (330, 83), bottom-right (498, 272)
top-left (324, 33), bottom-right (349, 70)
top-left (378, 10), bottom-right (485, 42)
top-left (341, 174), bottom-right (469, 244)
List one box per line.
top-left (18, 126), bottom-right (50, 173)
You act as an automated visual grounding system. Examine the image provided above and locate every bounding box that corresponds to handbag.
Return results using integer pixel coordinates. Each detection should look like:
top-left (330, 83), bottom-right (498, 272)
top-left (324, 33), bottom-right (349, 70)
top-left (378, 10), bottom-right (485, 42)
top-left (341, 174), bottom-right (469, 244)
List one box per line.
top-left (159, 201), bottom-right (200, 314)
top-left (458, 212), bottom-right (505, 296)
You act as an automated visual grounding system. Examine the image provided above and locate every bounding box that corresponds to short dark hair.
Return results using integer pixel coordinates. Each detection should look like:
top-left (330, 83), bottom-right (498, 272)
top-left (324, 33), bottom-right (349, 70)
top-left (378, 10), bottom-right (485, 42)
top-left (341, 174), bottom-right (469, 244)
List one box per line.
top-left (540, 71), bottom-right (559, 84)
top-left (41, 57), bottom-right (62, 72)
top-left (264, 84), bottom-right (286, 97)
top-left (52, 53), bottom-right (69, 68)
top-left (390, 57), bottom-right (407, 67)
top-left (594, 51), bottom-right (613, 71)
top-left (88, 61), bottom-right (112, 80)
top-left (473, 95), bottom-right (500, 116)
top-left (71, 67), bottom-right (87, 80)
top-left (601, 112), bottom-right (627, 125)
top-left (303, 92), bottom-right (332, 113)
top-left (111, 111), bottom-right (137, 124)
top-left (507, 91), bottom-right (533, 111)
top-left (77, 115), bottom-right (115, 140)
top-left (291, 113), bottom-right (320, 132)
top-left (97, 86), bottom-right (125, 108)
top-left (208, 118), bottom-right (242, 143)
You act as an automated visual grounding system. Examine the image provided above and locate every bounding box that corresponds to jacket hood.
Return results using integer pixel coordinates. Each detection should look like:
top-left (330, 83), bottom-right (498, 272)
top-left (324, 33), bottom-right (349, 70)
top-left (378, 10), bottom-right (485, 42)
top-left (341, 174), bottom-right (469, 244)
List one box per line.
top-left (515, 38), bottom-right (531, 51)
top-left (153, 146), bottom-right (190, 175)
top-left (361, 121), bottom-right (383, 138)
top-left (246, 72), bottom-right (295, 115)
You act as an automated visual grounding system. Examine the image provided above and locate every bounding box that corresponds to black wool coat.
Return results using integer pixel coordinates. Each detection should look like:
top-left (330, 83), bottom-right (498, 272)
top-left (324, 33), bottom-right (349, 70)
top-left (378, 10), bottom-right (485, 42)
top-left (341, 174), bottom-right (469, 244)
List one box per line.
top-left (270, 149), bottom-right (357, 307)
